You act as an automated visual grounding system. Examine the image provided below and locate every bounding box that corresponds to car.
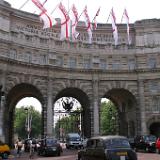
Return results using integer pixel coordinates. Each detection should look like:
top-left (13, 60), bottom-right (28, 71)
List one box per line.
top-left (0, 140), bottom-right (10, 159)
top-left (78, 135), bottom-right (137, 160)
top-left (134, 135), bottom-right (156, 152)
top-left (37, 138), bottom-right (62, 156)
top-left (65, 133), bottom-right (83, 149)
top-left (156, 137), bottom-right (160, 154)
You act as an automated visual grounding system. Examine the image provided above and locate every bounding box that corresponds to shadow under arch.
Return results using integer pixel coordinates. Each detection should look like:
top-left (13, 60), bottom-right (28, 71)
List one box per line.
top-left (147, 115), bottom-right (160, 137)
top-left (4, 83), bottom-right (44, 146)
top-left (102, 88), bottom-right (138, 137)
top-left (54, 87), bottom-right (91, 138)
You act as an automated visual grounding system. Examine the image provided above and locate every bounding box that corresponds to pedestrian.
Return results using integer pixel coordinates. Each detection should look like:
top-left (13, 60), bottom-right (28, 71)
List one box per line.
top-left (29, 139), bottom-right (36, 159)
top-left (15, 137), bottom-right (23, 158)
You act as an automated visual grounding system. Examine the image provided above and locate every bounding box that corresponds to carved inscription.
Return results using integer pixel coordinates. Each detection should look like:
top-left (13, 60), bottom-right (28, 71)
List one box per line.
top-left (15, 24), bottom-right (58, 38)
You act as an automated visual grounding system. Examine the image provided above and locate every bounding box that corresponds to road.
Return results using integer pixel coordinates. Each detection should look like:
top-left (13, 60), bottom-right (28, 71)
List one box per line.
top-left (9, 149), bottom-right (160, 160)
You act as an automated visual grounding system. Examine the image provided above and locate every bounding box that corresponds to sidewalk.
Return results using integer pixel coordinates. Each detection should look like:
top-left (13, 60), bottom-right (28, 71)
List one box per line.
top-left (6, 149), bottom-right (38, 160)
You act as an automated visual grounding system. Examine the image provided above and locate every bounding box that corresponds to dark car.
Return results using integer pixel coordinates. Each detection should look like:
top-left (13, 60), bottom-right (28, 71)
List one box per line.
top-left (78, 135), bottom-right (137, 160)
top-left (134, 135), bottom-right (156, 152)
top-left (156, 137), bottom-right (160, 154)
top-left (37, 138), bottom-right (62, 156)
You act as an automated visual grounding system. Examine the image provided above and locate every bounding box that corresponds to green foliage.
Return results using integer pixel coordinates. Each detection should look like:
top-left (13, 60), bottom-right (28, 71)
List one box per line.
top-left (14, 106), bottom-right (41, 139)
top-left (100, 101), bottom-right (118, 135)
top-left (54, 110), bottom-right (81, 139)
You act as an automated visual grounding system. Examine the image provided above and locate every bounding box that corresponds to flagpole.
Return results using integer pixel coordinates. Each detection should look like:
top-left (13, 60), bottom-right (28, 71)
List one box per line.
top-left (106, 10), bottom-right (111, 23)
top-left (121, 10), bottom-right (125, 23)
top-left (91, 7), bottom-right (100, 23)
top-left (50, 0), bottom-right (64, 15)
top-left (19, 0), bottom-right (30, 10)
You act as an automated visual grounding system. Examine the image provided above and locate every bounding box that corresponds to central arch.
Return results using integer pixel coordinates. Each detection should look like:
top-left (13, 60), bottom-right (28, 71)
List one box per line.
top-left (4, 83), bottom-right (44, 146)
top-left (54, 87), bottom-right (91, 138)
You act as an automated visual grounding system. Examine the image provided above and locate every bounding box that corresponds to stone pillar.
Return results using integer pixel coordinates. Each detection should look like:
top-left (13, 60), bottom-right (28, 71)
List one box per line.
top-left (46, 79), bottom-right (53, 137)
top-left (92, 76), bottom-right (100, 136)
top-left (138, 80), bottom-right (147, 135)
top-left (0, 70), bottom-right (6, 141)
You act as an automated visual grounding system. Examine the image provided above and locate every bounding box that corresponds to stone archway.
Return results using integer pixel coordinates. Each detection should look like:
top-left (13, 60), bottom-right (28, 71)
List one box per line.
top-left (102, 88), bottom-right (138, 137)
top-left (4, 83), bottom-right (44, 146)
top-left (147, 115), bottom-right (160, 137)
top-left (149, 122), bottom-right (160, 137)
top-left (54, 87), bottom-right (91, 138)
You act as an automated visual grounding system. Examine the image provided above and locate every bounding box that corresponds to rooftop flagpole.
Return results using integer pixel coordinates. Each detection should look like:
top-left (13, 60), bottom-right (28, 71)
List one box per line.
top-left (19, 0), bottom-right (30, 10)
top-left (50, 0), bottom-right (64, 15)
top-left (106, 9), bottom-right (111, 23)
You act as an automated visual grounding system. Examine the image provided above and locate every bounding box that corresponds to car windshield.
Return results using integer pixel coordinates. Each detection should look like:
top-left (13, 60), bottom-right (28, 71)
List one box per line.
top-left (46, 139), bottom-right (57, 147)
top-left (69, 137), bottom-right (81, 141)
top-left (104, 138), bottom-right (130, 149)
top-left (144, 135), bottom-right (156, 142)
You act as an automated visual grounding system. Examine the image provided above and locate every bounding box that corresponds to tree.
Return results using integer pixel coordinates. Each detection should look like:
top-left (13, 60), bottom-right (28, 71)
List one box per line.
top-left (14, 106), bottom-right (41, 139)
top-left (100, 101), bottom-right (118, 135)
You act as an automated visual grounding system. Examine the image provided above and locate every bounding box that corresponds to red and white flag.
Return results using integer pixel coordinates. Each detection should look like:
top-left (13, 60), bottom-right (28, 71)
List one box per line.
top-left (83, 6), bottom-right (92, 43)
top-left (110, 8), bottom-right (118, 46)
top-left (39, 12), bottom-right (53, 29)
top-left (122, 8), bottom-right (131, 45)
top-left (31, 0), bottom-right (54, 29)
top-left (71, 4), bottom-right (79, 40)
top-left (32, 0), bottom-right (47, 14)
top-left (93, 7), bottom-right (101, 30)
top-left (58, 2), bottom-right (70, 40)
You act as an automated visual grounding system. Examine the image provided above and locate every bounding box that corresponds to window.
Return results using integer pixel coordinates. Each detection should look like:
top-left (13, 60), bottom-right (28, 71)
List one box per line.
top-left (10, 49), bottom-right (17, 59)
top-left (128, 59), bottom-right (136, 70)
top-left (152, 96), bottom-right (160, 112)
top-left (148, 57), bottom-right (156, 69)
top-left (100, 59), bottom-right (107, 70)
top-left (69, 57), bottom-right (77, 68)
top-left (112, 60), bottom-right (120, 70)
top-left (57, 56), bottom-right (63, 66)
top-left (83, 58), bottom-right (91, 69)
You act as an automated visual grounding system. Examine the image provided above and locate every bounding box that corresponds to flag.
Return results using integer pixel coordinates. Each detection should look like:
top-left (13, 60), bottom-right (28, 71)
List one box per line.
top-left (93, 7), bottom-right (101, 30)
top-left (31, 0), bottom-right (47, 14)
top-left (122, 8), bottom-right (131, 45)
top-left (110, 8), bottom-right (118, 46)
top-left (71, 4), bottom-right (79, 40)
top-left (83, 6), bottom-right (92, 44)
top-left (40, 12), bottom-right (53, 29)
top-left (32, 0), bottom-right (55, 29)
top-left (58, 2), bottom-right (70, 40)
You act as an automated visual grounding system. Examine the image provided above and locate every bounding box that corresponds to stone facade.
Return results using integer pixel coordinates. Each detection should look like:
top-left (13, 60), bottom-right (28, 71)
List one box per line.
top-left (0, 0), bottom-right (160, 145)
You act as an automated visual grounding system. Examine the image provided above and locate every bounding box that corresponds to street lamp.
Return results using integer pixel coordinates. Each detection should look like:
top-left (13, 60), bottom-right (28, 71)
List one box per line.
top-left (25, 108), bottom-right (32, 139)
top-left (0, 85), bottom-right (5, 110)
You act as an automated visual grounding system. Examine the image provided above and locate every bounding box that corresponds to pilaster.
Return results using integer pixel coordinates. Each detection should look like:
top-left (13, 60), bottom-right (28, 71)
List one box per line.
top-left (138, 80), bottom-right (147, 135)
top-left (92, 75), bottom-right (100, 136)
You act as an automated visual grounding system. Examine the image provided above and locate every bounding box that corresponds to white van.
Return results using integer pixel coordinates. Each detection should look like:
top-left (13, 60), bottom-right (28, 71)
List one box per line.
top-left (65, 133), bottom-right (82, 149)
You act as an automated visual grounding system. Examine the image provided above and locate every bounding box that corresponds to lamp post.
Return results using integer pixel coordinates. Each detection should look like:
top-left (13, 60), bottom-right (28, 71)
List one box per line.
top-left (25, 108), bottom-right (32, 139)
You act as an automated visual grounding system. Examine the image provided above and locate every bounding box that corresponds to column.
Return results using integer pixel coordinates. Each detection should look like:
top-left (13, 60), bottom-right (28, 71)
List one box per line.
top-left (46, 79), bottom-right (53, 137)
top-left (92, 76), bottom-right (100, 136)
top-left (0, 85), bottom-right (5, 141)
top-left (138, 80), bottom-right (147, 135)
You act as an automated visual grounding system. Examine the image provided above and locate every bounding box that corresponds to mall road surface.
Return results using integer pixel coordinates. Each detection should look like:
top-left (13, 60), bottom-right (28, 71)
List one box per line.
top-left (10, 149), bottom-right (160, 160)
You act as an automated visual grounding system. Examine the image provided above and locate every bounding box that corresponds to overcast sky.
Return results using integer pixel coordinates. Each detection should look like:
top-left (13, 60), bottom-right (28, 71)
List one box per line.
top-left (5, 0), bottom-right (160, 23)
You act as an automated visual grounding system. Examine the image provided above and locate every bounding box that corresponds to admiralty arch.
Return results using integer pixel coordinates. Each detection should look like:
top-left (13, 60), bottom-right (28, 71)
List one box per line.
top-left (0, 0), bottom-right (160, 145)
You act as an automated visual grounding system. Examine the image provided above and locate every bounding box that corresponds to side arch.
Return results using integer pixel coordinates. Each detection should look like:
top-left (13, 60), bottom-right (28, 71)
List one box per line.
top-left (4, 83), bottom-right (44, 146)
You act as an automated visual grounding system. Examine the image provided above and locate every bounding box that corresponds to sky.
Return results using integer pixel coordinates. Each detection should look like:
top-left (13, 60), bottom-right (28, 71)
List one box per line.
top-left (5, 0), bottom-right (160, 23)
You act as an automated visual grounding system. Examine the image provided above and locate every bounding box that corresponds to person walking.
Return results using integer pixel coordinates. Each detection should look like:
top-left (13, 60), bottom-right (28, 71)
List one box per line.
top-left (15, 137), bottom-right (23, 158)
top-left (29, 139), bottom-right (36, 159)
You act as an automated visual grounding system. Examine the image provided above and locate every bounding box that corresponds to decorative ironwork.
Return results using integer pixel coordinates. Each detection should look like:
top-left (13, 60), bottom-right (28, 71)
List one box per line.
top-left (61, 97), bottom-right (73, 112)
